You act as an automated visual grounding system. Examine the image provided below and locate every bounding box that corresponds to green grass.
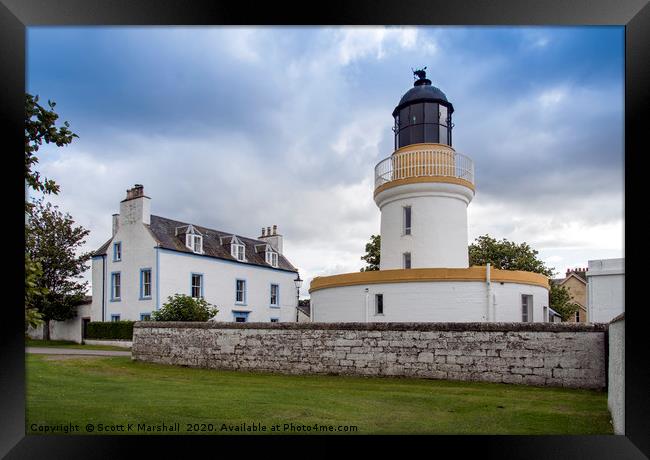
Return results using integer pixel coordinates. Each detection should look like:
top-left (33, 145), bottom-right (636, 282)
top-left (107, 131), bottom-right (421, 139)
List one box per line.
top-left (26, 339), bottom-right (131, 352)
top-left (26, 354), bottom-right (613, 435)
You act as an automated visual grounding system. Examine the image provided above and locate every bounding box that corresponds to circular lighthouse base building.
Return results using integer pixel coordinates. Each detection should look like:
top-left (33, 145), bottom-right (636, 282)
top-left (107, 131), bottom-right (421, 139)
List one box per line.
top-left (310, 267), bottom-right (550, 323)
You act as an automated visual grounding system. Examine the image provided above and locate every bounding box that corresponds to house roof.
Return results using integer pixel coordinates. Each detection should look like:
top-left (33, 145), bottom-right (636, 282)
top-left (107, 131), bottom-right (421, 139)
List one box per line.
top-left (92, 215), bottom-right (298, 273)
top-left (560, 273), bottom-right (587, 286)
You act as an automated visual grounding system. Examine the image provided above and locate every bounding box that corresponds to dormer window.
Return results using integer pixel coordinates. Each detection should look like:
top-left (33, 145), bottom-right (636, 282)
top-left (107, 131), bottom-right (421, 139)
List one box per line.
top-left (187, 234), bottom-right (203, 254)
top-left (232, 242), bottom-right (245, 261)
top-left (266, 249), bottom-right (278, 268)
top-left (179, 224), bottom-right (203, 254)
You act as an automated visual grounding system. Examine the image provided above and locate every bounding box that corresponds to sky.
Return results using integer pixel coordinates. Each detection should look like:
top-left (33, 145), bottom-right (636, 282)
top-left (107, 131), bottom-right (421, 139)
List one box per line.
top-left (26, 26), bottom-right (625, 297)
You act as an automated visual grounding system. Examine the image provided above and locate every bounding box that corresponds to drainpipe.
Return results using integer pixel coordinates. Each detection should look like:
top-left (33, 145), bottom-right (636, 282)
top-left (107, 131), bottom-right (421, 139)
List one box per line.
top-left (364, 288), bottom-right (370, 323)
top-left (486, 263), bottom-right (493, 322)
top-left (101, 254), bottom-right (106, 322)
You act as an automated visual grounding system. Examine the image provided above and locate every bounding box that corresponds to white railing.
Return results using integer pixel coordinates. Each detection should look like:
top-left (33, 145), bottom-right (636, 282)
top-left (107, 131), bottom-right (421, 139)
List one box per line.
top-left (374, 148), bottom-right (475, 190)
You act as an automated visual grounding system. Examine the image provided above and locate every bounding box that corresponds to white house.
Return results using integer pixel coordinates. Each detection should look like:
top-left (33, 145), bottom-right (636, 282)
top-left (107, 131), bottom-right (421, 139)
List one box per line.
top-left (310, 70), bottom-right (550, 322)
top-left (90, 184), bottom-right (301, 323)
top-left (587, 258), bottom-right (624, 323)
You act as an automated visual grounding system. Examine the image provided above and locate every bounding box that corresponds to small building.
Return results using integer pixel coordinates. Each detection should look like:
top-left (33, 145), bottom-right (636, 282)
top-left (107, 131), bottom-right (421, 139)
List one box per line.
top-left (26, 296), bottom-right (92, 343)
top-left (587, 258), bottom-right (624, 323)
top-left (90, 185), bottom-right (301, 323)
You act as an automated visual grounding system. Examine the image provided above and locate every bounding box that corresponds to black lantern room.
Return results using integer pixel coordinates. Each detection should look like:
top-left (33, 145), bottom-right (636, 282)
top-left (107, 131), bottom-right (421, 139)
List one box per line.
top-left (392, 68), bottom-right (454, 150)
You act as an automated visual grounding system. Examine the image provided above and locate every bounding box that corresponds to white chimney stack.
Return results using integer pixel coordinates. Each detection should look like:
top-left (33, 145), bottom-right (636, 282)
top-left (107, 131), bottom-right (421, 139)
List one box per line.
top-left (119, 184), bottom-right (151, 226)
top-left (260, 224), bottom-right (283, 255)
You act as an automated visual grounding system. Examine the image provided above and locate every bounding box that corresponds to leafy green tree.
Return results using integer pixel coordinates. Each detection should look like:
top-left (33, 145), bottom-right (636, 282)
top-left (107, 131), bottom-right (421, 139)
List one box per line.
top-left (25, 93), bottom-right (78, 207)
top-left (468, 234), bottom-right (554, 277)
top-left (152, 294), bottom-right (219, 322)
top-left (26, 198), bottom-right (92, 340)
top-left (24, 93), bottom-right (78, 332)
top-left (549, 283), bottom-right (581, 321)
top-left (25, 254), bottom-right (46, 333)
top-left (360, 234), bottom-right (381, 271)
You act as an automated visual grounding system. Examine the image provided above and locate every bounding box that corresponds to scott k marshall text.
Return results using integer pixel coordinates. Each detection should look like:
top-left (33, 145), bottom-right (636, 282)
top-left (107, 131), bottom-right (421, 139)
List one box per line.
top-left (30, 422), bottom-right (358, 433)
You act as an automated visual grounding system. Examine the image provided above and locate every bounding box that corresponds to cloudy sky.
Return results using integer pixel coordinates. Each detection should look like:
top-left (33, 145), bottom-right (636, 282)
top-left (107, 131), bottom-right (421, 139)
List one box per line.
top-left (27, 26), bottom-right (624, 296)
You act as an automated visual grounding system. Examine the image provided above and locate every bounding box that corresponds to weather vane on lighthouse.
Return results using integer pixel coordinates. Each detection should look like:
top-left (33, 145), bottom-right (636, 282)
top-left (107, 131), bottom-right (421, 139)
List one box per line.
top-left (412, 66), bottom-right (427, 80)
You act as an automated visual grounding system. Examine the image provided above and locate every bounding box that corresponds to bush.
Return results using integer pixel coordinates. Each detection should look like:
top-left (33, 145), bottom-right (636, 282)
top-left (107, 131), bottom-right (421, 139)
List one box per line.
top-left (152, 294), bottom-right (218, 322)
top-left (86, 321), bottom-right (134, 340)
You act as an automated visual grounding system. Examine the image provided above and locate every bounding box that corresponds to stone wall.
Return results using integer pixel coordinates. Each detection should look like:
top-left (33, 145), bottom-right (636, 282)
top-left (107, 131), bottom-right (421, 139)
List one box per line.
top-left (608, 313), bottom-right (624, 434)
top-left (132, 322), bottom-right (607, 389)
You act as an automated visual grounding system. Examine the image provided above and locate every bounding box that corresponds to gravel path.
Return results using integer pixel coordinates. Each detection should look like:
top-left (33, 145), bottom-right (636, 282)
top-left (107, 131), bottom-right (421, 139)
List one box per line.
top-left (26, 347), bottom-right (131, 357)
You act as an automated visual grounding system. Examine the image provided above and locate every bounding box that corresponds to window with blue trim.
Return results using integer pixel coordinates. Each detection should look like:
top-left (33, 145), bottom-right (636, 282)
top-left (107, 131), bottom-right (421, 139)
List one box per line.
top-left (113, 242), bottom-right (122, 261)
top-left (270, 318), bottom-right (279, 323)
top-left (236, 279), bottom-right (246, 304)
top-left (140, 313), bottom-right (151, 321)
top-left (270, 284), bottom-right (279, 307)
top-left (191, 274), bottom-right (203, 298)
top-left (111, 314), bottom-right (121, 322)
top-left (140, 269), bottom-right (152, 299)
top-left (233, 311), bottom-right (249, 323)
top-left (111, 272), bottom-right (121, 301)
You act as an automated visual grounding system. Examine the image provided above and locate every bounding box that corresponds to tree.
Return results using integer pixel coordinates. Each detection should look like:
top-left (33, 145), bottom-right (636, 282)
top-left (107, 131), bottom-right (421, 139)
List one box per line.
top-left (360, 234), bottom-right (381, 271)
top-left (25, 93), bottom-right (78, 207)
top-left (25, 198), bottom-right (92, 340)
top-left (549, 283), bottom-right (581, 321)
top-left (24, 93), bottom-right (78, 332)
top-left (152, 294), bottom-right (219, 322)
top-left (25, 254), bottom-right (46, 334)
top-left (468, 234), bottom-right (554, 277)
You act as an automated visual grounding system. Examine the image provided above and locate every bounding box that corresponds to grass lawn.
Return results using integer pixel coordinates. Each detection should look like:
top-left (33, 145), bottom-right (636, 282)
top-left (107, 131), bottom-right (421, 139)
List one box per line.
top-left (26, 354), bottom-right (613, 435)
top-left (26, 339), bottom-right (131, 352)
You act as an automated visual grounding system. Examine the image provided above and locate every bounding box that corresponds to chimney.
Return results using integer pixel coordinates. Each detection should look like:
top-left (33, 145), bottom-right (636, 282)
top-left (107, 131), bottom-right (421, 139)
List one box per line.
top-left (259, 224), bottom-right (283, 255)
top-left (119, 184), bottom-right (151, 226)
top-left (112, 213), bottom-right (119, 236)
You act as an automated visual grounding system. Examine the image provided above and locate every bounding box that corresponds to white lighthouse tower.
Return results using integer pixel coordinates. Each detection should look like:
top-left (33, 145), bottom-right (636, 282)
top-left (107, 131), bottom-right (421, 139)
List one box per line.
top-left (375, 69), bottom-right (475, 269)
top-left (310, 69), bottom-right (549, 324)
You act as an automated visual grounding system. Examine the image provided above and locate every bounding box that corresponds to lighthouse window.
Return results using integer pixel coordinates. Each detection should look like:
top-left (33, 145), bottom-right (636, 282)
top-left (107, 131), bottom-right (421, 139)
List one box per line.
top-left (403, 252), bottom-right (412, 269)
top-left (403, 206), bottom-right (412, 235)
top-left (410, 103), bottom-right (423, 124)
top-left (439, 105), bottom-right (448, 126)
top-left (521, 294), bottom-right (533, 322)
top-left (424, 124), bottom-right (438, 143)
top-left (411, 124), bottom-right (424, 144)
top-left (399, 107), bottom-right (410, 129)
top-left (439, 125), bottom-right (449, 145)
top-left (375, 294), bottom-right (384, 315)
top-left (424, 102), bottom-right (437, 123)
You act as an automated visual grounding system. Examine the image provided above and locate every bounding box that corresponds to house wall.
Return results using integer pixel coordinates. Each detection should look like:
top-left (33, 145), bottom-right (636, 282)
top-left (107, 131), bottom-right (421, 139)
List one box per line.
top-left (90, 256), bottom-right (105, 321)
top-left (311, 281), bottom-right (548, 323)
top-left (587, 258), bottom-right (624, 323)
top-left (101, 218), bottom-right (158, 322)
top-left (133, 321), bottom-right (607, 389)
top-left (377, 181), bottom-right (473, 269)
top-left (157, 249), bottom-right (298, 323)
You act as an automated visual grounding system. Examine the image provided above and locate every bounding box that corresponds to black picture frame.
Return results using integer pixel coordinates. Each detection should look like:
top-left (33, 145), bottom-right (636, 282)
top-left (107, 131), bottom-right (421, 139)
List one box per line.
top-left (2, 0), bottom-right (647, 457)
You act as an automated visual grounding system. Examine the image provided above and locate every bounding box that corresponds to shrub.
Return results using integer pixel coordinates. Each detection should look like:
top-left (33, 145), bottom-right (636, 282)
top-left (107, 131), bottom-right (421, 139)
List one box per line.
top-left (152, 294), bottom-right (219, 322)
top-left (86, 321), bottom-right (134, 340)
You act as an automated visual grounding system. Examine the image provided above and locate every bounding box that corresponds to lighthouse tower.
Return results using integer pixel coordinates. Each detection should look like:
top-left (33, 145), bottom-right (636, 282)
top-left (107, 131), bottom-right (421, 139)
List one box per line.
top-left (374, 69), bottom-right (475, 269)
top-left (309, 69), bottom-right (549, 324)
